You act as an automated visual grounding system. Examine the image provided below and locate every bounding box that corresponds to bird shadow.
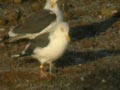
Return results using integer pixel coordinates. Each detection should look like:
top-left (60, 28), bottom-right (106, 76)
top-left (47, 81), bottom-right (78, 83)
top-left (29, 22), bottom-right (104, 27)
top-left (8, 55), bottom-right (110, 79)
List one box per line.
top-left (55, 49), bottom-right (120, 68)
top-left (70, 11), bottom-right (120, 41)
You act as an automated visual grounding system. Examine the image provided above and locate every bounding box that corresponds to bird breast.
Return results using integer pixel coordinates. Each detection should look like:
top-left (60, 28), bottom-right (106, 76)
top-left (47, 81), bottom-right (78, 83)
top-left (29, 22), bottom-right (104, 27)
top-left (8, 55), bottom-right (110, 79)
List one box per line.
top-left (33, 36), bottom-right (68, 63)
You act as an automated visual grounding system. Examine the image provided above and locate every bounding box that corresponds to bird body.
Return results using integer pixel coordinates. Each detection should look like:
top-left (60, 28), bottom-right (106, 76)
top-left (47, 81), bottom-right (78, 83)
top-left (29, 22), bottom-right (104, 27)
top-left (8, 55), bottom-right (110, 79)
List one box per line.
top-left (32, 22), bottom-right (69, 64)
top-left (12, 21), bottom-right (70, 78)
top-left (9, 0), bottom-right (70, 78)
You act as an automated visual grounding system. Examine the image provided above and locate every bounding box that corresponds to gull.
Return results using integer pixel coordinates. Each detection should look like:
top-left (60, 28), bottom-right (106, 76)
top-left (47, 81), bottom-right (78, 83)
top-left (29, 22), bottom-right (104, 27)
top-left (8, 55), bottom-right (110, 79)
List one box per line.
top-left (12, 21), bottom-right (70, 78)
top-left (6, 0), bottom-right (63, 43)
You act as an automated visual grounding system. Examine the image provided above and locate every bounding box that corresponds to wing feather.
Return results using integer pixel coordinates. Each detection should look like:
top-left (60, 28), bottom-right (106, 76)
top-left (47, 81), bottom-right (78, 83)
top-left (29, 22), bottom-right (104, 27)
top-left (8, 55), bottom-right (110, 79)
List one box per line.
top-left (13, 10), bottom-right (56, 34)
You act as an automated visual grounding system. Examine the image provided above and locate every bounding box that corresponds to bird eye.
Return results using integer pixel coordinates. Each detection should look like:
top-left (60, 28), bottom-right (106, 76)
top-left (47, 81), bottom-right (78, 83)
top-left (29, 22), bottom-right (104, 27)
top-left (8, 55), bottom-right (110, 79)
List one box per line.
top-left (61, 28), bottom-right (64, 32)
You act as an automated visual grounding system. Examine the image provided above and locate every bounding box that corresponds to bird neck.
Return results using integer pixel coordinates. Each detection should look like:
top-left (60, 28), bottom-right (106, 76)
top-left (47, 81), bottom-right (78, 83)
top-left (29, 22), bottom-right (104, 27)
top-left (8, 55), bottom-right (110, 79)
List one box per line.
top-left (55, 5), bottom-right (63, 22)
top-left (44, 3), bottom-right (63, 21)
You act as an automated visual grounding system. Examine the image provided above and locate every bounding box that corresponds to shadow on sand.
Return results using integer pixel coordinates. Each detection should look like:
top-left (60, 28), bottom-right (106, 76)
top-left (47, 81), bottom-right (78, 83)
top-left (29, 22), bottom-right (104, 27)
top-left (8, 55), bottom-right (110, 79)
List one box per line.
top-left (55, 49), bottom-right (120, 67)
top-left (55, 12), bottom-right (120, 67)
top-left (70, 11), bottom-right (120, 41)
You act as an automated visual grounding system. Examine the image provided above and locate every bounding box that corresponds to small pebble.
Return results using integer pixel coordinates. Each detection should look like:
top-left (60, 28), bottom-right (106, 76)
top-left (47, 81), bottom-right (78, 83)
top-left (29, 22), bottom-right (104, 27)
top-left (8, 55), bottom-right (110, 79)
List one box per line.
top-left (78, 64), bottom-right (82, 67)
top-left (112, 10), bottom-right (118, 14)
top-left (98, 15), bottom-right (103, 19)
top-left (101, 79), bottom-right (106, 83)
top-left (80, 76), bottom-right (84, 81)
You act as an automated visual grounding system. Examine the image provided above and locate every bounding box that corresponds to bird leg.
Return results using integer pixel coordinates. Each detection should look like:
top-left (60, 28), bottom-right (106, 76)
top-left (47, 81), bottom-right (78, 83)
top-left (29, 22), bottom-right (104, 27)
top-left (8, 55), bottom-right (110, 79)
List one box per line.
top-left (40, 64), bottom-right (47, 78)
top-left (47, 63), bottom-right (56, 79)
top-left (49, 63), bottom-right (53, 74)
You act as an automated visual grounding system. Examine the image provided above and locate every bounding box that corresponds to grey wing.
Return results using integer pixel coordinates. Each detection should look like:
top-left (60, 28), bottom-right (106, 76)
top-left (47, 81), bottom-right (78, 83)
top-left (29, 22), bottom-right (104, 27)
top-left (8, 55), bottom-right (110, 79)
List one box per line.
top-left (24, 33), bottom-right (50, 55)
top-left (13, 10), bottom-right (56, 34)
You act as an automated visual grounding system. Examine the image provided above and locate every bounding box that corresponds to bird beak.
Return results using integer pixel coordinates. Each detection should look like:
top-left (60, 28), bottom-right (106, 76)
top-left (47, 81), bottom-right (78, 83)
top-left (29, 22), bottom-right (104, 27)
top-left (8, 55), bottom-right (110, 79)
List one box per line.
top-left (51, 2), bottom-right (55, 8)
top-left (66, 34), bottom-right (70, 42)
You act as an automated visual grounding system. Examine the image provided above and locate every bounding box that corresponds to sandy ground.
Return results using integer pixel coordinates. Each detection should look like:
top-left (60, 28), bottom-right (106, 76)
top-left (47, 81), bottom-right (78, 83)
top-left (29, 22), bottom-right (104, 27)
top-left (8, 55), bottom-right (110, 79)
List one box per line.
top-left (0, 0), bottom-right (120, 90)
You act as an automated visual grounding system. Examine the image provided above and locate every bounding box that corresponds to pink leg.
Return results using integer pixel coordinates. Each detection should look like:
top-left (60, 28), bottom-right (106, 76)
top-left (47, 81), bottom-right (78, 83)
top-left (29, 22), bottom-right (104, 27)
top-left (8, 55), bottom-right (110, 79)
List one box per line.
top-left (40, 64), bottom-right (46, 78)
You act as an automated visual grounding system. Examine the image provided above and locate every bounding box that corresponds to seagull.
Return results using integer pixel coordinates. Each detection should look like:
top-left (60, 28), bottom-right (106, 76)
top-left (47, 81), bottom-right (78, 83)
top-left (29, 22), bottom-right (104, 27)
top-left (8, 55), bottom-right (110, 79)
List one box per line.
top-left (6, 0), bottom-right (63, 43)
top-left (12, 21), bottom-right (70, 78)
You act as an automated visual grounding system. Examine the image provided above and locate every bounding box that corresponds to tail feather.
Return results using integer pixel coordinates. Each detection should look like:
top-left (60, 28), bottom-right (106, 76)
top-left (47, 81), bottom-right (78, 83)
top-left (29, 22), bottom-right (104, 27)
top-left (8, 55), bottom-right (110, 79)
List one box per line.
top-left (11, 53), bottom-right (30, 58)
top-left (11, 54), bottom-right (21, 58)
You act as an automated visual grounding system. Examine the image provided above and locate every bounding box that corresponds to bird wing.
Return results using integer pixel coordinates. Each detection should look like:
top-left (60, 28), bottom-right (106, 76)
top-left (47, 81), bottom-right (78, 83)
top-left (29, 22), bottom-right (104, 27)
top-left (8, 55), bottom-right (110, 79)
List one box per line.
top-left (13, 10), bottom-right (56, 34)
top-left (23, 33), bottom-right (50, 55)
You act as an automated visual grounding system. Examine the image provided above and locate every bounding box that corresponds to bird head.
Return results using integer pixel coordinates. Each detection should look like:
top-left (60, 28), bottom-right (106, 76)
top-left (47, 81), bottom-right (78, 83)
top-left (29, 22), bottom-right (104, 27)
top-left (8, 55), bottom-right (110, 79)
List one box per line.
top-left (50, 0), bottom-right (58, 8)
top-left (44, 0), bottom-right (58, 12)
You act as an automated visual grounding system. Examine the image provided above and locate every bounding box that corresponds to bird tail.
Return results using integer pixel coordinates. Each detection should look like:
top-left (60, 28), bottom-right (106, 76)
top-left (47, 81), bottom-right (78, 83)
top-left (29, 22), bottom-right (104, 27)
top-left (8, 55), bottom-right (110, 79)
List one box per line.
top-left (11, 52), bottom-right (29, 58)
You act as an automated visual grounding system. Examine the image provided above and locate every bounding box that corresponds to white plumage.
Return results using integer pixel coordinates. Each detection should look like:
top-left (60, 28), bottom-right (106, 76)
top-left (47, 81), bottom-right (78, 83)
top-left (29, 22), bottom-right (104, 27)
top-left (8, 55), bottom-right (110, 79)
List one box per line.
top-left (33, 22), bottom-right (70, 78)
top-left (32, 22), bottom-right (70, 64)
